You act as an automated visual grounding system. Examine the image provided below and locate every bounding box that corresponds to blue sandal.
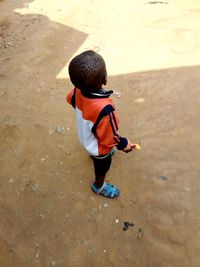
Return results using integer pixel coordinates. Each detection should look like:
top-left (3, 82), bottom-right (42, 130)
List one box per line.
top-left (92, 182), bottom-right (120, 198)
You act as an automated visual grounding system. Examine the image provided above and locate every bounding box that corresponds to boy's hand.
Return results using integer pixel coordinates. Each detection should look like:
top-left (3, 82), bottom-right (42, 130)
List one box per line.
top-left (123, 140), bottom-right (141, 153)
top-left (123, 140), bottom-right (135, 153)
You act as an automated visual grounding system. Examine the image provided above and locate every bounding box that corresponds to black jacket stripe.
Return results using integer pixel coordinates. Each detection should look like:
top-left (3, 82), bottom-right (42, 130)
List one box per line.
top-left (91, 104), bottom-right (115, 136)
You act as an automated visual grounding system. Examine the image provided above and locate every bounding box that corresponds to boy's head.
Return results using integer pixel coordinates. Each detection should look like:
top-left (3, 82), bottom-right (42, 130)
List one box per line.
top-left (68, 50), bottom-right (107, 92)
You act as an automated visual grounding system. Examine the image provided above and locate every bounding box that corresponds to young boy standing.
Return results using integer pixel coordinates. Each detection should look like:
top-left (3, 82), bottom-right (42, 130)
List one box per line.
top-left (66, 50), bottom-right (135, 198)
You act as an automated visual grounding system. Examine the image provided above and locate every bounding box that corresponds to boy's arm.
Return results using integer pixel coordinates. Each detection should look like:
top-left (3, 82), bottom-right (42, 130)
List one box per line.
top-left (66, 88), bottom-right (76, 108)
top-left (95, 109), bottom-right (129, 151)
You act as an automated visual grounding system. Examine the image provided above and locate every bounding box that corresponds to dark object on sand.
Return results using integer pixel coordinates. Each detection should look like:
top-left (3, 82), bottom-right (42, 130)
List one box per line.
top-left (123, 221), bottom-right (134, 231)
top-left (123, 226), bottom-right (129, 231)
top-left (159, 175), bottom-right (168, 181)
top-left (147, 1), bottom-right (168, 4)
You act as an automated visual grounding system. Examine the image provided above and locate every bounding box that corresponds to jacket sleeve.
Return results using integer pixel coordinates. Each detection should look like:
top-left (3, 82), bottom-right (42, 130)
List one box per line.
top-left (66, 88), bottom-right (76, 108)
top-left (95, 110), bottom-right (128, 150)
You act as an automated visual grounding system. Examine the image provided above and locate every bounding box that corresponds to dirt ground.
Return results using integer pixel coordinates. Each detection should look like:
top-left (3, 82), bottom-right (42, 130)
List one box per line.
top-left (1, 0), bottom-right (200, 266)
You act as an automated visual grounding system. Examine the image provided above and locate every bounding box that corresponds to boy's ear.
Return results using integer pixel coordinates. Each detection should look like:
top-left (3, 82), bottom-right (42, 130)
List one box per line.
top-left (103, 76), bottom-right (107, 85)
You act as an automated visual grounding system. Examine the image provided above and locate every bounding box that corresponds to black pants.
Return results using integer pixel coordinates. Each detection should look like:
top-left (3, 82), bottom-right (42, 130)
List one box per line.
top-left (91, 153), bottom-right (112, 183)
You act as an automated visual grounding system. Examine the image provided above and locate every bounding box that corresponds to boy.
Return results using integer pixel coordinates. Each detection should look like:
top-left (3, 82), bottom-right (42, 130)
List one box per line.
top-left (66, 50), bottom-right (135, 198)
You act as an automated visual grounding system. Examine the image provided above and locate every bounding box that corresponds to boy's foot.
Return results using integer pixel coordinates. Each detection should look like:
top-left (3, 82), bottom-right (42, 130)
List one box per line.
top-left (91, 182), bottom-right (120, 198)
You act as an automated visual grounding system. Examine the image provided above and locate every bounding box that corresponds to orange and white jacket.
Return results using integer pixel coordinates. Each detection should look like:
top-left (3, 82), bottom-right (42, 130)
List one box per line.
top-left (66, 87), bottom-right (128, 156)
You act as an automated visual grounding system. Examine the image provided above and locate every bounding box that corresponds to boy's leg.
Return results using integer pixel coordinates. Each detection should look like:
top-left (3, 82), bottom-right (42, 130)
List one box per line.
top-left (91, 153), bottom-right (120, 198)
top-left (92, 154), bottom-right (112, 188)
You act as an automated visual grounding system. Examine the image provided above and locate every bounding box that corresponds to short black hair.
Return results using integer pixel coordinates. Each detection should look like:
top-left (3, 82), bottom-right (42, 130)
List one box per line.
top-left (68, 50), bottom-right (107, 92)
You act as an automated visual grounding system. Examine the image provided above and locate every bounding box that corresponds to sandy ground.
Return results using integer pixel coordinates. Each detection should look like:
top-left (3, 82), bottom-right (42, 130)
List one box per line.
top-left (1, 0), bottom-right (200, 266)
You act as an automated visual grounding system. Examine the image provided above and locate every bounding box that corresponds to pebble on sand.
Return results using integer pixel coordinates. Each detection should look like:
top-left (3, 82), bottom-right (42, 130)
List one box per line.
top-left (159, 175), bottom-right (168, 181)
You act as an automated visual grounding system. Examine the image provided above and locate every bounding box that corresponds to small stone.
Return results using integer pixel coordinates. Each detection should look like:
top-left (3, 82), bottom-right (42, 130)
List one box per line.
top-left (115, 219), bottom-right (119, 223)
top-left (136, 228), bottom-right (144, 239)
top-left (9, 178), bottom-right (14, 183)
top-left (103, 203), bottom-right (108, 208)
top-left (35, 250), bottom-right (39, 258)
top-left (55, 126), bottom-right (62, 133)
top-left (26, 181), bottom-right (39, 192)
top-left (159, 175), bottom-right (168, 181)
top-left (41, 156), bottom-right (48, 161)
top-left (31, 184), bottom-right (39, 192)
